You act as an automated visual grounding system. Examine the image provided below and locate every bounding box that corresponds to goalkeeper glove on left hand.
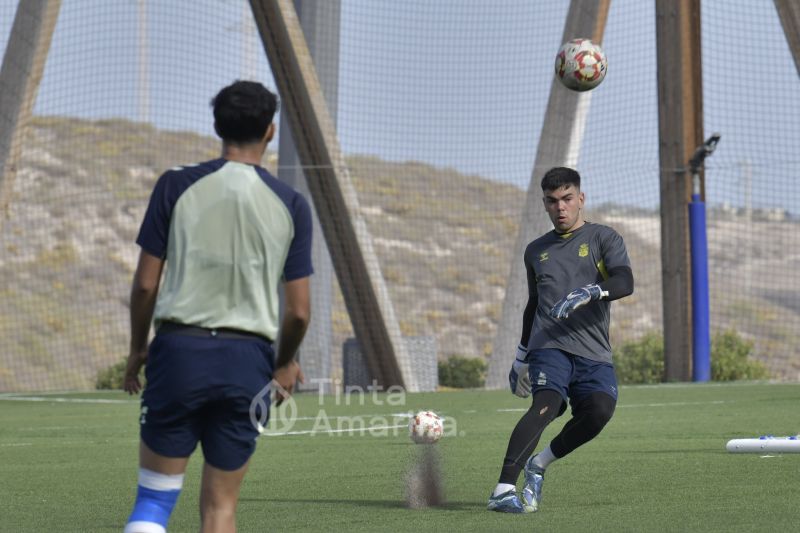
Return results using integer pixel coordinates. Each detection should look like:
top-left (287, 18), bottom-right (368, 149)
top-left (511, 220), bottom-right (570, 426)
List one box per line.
top-left (508, 344), bottom-right (531, 398)
top-left (549, 284), bottom-right (608, 319)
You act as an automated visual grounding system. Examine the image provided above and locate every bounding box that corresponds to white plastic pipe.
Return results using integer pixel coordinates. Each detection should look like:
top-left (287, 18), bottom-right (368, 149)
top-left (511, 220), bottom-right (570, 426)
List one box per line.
top-left (726, 436), bottom-right (800, 453)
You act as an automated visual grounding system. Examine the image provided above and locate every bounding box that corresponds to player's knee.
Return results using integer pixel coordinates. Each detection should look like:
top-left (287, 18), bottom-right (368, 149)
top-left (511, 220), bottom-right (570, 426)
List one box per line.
top-left (583, 393), bottom-right (616, 431)
top-left (125, 468), bottom-right (184, 533)
top-left (531, 389), bottom-right (564, 420)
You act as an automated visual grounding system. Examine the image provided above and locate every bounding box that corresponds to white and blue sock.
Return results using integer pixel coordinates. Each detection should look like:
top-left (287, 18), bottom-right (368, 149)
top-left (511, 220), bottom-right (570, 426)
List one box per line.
top-left (124, 468), bottom-right (184, 533)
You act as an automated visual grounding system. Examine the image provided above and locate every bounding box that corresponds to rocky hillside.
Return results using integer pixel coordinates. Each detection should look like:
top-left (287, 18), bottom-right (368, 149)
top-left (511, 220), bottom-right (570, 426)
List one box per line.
top-left (1, 117), bottom-right (797, 390)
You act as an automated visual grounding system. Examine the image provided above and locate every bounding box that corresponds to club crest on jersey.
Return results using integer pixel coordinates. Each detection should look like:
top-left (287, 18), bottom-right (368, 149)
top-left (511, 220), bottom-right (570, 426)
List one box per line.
top-left (539, 252), bottom-right (549, 262)
top-left (578, 243), bottom-right (589, 257)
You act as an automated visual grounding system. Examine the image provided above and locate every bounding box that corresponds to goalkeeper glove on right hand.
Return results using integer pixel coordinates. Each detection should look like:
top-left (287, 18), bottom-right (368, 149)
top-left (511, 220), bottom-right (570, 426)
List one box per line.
top-left (508, 344), bottom-right (531, 398)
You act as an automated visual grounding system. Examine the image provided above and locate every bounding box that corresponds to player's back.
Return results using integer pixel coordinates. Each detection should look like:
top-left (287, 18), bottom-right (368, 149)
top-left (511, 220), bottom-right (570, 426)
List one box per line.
top-left (137, 158), bottom-right (311, 340)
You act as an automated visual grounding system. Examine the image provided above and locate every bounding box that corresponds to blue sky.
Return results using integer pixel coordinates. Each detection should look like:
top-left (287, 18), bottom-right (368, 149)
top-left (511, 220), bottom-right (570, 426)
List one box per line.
top-left (1, 0), bottom-right (798, 211)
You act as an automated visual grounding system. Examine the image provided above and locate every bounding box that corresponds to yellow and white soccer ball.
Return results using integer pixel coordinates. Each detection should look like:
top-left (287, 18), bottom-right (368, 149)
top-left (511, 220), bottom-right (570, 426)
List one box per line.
top-left (408, 410), bottom-right (444, 444)
top-left (554, 38), bottom-right (608, 92)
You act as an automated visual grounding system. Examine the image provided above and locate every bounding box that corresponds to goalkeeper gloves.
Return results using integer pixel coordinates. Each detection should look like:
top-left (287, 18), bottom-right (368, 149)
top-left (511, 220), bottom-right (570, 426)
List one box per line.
top-left (549, 284), bottom-right (608, 320)
top-left (508, 344), bottom-right (531, 398)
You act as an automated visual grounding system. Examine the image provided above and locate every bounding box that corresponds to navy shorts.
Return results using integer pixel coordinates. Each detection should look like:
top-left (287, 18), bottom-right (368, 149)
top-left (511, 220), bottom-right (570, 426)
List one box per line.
top-left (527, 348), bottom-right (618, 415)
top-left (140, 331), bottom-right (274, 471)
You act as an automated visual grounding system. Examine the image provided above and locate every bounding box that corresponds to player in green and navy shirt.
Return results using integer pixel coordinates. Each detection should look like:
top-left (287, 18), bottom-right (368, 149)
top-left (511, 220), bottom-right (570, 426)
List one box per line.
top-left (488, 167), bottom-right (634, 514)
top-left (122, 81), bottom-right (313, 532)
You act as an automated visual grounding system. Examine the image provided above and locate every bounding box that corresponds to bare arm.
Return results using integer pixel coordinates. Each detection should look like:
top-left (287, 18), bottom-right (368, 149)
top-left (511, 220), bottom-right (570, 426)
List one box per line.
top-left (275, 276), bottom-right (311, 366)
top-left (273, 276), bottom-right (311, 403)
top-left (123, 250), bottom-right (164, 394)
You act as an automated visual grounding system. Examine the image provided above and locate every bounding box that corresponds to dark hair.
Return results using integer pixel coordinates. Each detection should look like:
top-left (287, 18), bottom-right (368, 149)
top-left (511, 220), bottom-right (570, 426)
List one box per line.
top-left (540, 166), bottom-right (581, 191)
top-left (211, 81), bottom-right (278, 144)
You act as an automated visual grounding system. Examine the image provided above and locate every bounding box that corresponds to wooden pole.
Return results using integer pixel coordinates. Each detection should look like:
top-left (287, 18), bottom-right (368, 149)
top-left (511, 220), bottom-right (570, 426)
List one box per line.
top-left (0, 0), bottom-right (61, 226)
top-left (774, 0), bottom-right (800, 77)
top-left (249, 0), bottom-right (414, 390)
top-left (277, 0), bottom-right (340, 394)
top-left (655, 0), bottom-right (704, 381)
top-left (487, 0), bottom-right (611, 389)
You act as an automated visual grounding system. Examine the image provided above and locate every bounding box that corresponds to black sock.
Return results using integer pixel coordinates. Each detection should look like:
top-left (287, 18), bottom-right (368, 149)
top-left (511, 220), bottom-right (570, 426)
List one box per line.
top-left (498, 389), bottom-right (564, 485)
top-left (550, 392), bottom-right (616, 458)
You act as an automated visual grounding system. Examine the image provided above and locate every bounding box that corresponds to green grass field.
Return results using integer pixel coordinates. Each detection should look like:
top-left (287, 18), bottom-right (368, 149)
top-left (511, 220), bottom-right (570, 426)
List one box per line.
top-left (1, 382), bottom-right (799, 532)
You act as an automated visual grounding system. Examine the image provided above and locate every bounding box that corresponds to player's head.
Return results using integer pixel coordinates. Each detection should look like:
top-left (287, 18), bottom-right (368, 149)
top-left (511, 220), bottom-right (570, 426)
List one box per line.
top-left (540, 166), bottom-right (585, 233)
top-left (211, 80), bottom-right (278, 145)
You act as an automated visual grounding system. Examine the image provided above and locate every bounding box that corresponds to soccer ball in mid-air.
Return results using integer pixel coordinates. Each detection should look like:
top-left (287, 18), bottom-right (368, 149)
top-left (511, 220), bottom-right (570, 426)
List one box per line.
top-left (409, 410), bottom-right (444, 444)
top-left (554, 38), bottom-right (607, 91)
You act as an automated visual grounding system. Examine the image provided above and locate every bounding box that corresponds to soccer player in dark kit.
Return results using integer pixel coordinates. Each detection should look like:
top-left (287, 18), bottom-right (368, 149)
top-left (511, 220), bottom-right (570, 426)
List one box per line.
top-left (487, 166), bottom-right (634, 513)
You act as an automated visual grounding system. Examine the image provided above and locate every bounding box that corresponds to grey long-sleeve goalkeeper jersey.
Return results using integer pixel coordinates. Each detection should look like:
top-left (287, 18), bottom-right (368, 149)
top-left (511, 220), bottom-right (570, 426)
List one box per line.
top-left (524, 222), bottom-right (630, 364)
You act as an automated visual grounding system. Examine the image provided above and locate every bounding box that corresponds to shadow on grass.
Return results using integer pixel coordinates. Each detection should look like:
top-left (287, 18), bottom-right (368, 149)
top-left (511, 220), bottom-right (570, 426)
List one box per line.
top-left (240, 497), bottom-right (476, 511)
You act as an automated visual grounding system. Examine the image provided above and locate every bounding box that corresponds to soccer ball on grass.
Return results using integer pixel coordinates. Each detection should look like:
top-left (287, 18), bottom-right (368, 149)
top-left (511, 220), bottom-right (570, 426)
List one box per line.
top-left (409, 410), bottom-right (444, 444)
top-left (554, 38), bottom-right (607, 91)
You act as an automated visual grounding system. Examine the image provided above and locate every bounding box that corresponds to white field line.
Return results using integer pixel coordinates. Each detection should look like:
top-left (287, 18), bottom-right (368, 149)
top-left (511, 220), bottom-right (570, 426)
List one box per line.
top-left (261, 423), bottom-right (409, 437)
top-left (0, 399), bottom-right (739, 444)
top-left (0, 395), bottom-right (427, 420)
top-left (0, 395), bottom-right (131, 404)
top-left (616, 400), bottom-right (730, 408)
top-left (623, 380), bottom-right (794, 389)
top-left (14, 425), bottom-right (124, 431)
top-left (6, 413), bottom-right (415, 437)
top-left (0, 390), bottom-right (130, 396)
top-left (0, 422), bottom-right (413, 444)
top-left (496, 399), bottom-right (733, 413)
top-left (0, 392), bottom-right (735, 412)
top-left (0, 393), bottom-right (752, 445)
top-left (6, 413), bottom-right (414, 433)
top-left (0, 420), bottom-right (413, 445)
top-left (270, 412), bottom-right (414, 422)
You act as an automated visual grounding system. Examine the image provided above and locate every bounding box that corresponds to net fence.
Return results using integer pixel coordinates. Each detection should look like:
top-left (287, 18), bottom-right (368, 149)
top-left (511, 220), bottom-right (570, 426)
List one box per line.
top-left (0, 0), bottom-right (798, 392)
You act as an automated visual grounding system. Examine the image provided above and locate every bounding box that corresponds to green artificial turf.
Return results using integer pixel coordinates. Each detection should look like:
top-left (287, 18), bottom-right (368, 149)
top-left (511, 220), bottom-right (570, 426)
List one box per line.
top-left (1, 382), bottom-right (798, 532)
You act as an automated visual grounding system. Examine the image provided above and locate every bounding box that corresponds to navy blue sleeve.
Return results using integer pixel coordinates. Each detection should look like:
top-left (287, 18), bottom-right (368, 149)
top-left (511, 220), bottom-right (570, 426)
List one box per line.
top-left (136, 171), bottom-right (177, 258)
top-left (283, 192), bottom-right (314, 281)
